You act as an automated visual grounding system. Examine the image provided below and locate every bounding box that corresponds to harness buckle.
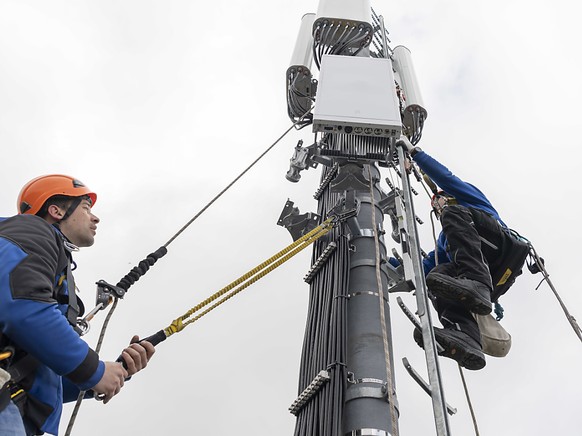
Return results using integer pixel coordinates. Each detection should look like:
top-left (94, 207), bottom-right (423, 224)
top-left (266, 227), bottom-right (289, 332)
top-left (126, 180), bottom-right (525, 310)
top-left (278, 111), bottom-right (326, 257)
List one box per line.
top-left (277, 199), bottom-right (321, 242)
top-left (75, 280), bottom-right (127, 336)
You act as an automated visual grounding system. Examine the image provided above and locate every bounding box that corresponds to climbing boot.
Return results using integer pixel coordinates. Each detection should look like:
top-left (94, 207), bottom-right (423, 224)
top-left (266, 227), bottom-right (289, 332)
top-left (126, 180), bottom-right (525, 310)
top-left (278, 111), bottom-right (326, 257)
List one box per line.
top-left (413, 327), bottom-right (486, 370)
top-left (426, 272), bottom-right (492, 315)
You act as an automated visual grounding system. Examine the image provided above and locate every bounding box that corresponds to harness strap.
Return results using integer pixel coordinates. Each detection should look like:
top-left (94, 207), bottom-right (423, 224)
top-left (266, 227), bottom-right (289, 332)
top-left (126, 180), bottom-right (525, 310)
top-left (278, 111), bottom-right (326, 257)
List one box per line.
top-left (64, 261), bottom-right (82, 334)
top-left (0, 367), bottom-right (10, 412)
top-left (61, 197), bottom-right (83, 222)
top-left (0, 385), bottom-right (10, 413)
top-left (0, 354), bottom-right (39, 416)
top-left (6, 354), bottom-right (39, 384)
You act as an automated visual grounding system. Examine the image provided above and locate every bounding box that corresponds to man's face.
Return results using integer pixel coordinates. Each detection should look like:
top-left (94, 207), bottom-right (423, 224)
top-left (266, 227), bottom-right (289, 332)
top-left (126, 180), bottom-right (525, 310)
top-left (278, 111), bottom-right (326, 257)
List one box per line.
top-left (59, 198), bottom-right (100, 247)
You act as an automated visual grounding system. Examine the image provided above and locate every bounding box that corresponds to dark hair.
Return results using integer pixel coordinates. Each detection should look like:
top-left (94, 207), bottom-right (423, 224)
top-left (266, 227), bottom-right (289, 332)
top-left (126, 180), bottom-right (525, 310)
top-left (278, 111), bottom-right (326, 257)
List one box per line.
top-left (36, 195), bottom-right (72, 218)
top-left (38, 194), bottom-right (93, 220)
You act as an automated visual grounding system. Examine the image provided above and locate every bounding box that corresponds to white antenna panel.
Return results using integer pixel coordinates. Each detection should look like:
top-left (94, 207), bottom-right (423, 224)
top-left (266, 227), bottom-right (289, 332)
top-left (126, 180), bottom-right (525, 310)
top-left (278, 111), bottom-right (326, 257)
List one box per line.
top-left (316, 0), bottom-right (371, 24)
top-left (313, 54), bottom-right (402, 138)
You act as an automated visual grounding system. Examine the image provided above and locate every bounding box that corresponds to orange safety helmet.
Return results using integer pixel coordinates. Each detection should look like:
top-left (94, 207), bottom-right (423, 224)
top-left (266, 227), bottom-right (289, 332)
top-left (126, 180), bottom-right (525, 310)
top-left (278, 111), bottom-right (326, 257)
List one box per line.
top-left (17, 174), bottom-right (97, 215)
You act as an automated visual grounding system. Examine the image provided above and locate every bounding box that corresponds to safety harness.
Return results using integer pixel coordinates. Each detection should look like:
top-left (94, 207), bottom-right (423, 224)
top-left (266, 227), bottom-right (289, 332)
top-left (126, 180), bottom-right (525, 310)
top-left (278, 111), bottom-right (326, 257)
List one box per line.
top-left (488, 228), bottom-right (530, 303)
top-left (420, 169), bottom-right (531, 308)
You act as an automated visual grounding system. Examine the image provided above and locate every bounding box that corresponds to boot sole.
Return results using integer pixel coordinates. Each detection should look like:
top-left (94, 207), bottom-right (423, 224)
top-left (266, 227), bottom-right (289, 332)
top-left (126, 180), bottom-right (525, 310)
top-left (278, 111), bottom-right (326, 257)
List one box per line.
top-left (414, 329), bottom-right (486, 371)
top-left (427, 275), bottom-right (492, 315)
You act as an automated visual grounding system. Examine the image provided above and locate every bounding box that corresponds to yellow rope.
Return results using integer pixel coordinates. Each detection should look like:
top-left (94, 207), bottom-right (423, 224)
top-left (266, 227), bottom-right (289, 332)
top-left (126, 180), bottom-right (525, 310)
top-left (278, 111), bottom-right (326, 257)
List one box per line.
top-left (161, 218), bottom-right (335, 338)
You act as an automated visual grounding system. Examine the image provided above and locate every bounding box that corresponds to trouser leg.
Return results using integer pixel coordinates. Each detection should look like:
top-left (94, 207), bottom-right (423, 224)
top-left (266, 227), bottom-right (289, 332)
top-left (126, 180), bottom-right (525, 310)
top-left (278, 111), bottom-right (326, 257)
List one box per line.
top-left (440, 205), bottom-right (493, 289)
top-left (0, 401), bottom-right (27, 436)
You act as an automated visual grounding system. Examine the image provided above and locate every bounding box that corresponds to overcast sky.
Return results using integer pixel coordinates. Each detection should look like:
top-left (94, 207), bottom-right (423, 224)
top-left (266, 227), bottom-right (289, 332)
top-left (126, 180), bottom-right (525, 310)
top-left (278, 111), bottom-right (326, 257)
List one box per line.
top-left (1, 1), bottom-right (581, 435)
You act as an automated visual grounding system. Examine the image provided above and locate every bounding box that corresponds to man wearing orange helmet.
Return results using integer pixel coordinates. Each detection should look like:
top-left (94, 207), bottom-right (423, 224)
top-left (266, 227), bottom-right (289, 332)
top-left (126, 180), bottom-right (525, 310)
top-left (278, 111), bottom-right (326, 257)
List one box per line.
top-left (0, 175), bottom-right (155, 435)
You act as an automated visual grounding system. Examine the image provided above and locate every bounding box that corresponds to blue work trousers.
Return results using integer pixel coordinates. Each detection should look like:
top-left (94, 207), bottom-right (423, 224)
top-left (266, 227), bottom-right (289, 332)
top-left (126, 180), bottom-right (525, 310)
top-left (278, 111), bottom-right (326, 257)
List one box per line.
top-left (0, 402), bottom-right (27, 436)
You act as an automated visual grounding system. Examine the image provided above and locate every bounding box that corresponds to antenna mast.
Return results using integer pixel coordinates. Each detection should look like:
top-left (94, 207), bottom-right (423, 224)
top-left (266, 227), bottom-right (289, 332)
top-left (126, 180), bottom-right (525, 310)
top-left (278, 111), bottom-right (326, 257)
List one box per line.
top-left (282, 1), bottom-right (450, 435)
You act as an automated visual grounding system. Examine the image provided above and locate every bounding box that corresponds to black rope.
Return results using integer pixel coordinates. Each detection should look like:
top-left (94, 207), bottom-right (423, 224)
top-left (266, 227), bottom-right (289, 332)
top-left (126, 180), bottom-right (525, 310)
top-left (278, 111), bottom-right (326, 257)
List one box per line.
top-left (163, 121), bottom-right (303, 247)
top-left (116, 247), bottom-right (168, 291)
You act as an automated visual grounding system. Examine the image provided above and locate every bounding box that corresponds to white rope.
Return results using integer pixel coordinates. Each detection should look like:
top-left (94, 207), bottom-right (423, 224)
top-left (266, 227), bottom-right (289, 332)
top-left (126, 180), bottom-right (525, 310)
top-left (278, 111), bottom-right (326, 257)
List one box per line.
top-left (368, 165), bottom-right (399, 436)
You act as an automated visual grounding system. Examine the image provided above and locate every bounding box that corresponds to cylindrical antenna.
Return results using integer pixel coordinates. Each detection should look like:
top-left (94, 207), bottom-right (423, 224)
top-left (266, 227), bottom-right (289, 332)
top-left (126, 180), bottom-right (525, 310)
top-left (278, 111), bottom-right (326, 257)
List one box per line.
top-left (289, 13), bottom-right (316, 71)
top-left (315, 0), bottom-right (371, 24)
top-left (392, 45), bottom-right (428, 133)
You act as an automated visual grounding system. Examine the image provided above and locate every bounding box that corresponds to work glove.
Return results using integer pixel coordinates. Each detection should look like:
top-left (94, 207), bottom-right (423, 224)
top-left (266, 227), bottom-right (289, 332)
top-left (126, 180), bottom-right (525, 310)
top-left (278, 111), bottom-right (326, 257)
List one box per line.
top-left (397, 135), bottom-right (414, 153)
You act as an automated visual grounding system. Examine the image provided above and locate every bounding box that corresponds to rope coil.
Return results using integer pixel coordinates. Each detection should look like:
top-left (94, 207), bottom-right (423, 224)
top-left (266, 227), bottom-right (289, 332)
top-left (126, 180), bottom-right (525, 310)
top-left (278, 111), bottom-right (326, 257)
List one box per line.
top-left (117, 247), bottom-right (168, 291)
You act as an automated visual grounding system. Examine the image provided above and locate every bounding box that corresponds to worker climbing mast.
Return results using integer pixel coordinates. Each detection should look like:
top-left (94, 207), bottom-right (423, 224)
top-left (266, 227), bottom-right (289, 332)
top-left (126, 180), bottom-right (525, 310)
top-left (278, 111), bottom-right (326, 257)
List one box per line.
top-left (281, 1), bottom-right (451, 435)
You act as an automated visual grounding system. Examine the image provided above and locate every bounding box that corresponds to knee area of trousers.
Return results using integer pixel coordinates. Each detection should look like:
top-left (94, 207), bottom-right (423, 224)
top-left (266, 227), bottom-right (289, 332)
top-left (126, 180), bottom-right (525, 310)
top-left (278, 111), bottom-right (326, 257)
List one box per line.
top-left (440, 204), bottom-right (468, 220)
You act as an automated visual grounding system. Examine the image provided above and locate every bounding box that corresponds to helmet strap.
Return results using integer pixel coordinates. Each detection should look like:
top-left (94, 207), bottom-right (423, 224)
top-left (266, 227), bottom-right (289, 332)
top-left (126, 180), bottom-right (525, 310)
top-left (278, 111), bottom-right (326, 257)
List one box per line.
top-left (61, 197), bottom-right (83, 221)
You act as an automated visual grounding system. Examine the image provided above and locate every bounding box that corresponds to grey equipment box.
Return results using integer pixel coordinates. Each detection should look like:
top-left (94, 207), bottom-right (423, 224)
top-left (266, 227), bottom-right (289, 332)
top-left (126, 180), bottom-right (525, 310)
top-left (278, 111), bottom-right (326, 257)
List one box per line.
top-left (313, 54), bottom-right (402, 138)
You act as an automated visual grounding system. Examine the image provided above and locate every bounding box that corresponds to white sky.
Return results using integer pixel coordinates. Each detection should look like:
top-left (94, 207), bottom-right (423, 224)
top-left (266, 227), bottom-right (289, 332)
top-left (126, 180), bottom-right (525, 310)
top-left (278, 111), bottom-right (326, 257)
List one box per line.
top-left (1, 1), bottom-right (581, 435)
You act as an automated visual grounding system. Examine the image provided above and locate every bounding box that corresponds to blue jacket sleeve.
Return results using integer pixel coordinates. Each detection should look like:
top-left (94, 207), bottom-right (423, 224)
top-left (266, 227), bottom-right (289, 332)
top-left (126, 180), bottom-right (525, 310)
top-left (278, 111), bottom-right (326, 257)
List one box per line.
top-left (413, 150), bottom-right (504, 224)
top-left (423, 251), bottom-right (436, 275)
top-left (62, 378), bottom-right (95, 403)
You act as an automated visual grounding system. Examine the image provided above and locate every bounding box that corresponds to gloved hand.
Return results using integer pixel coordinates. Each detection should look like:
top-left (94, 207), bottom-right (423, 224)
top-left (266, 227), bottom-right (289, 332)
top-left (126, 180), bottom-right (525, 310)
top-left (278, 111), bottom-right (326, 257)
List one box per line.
top-left (396, 135), bottom-right (414, 153)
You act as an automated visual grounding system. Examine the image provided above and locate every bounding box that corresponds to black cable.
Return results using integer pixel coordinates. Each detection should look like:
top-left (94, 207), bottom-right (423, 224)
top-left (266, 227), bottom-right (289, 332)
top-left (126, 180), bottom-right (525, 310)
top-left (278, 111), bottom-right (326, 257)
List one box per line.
top-left (324, 22), bottom-right (341, 55)
top-left (288, 73), bottom-right (314, 128)
top-left (329, 24), bottom-right (350, 56)
top-left (312, 26), bottom-right (322, 70)
top-left (294, 158), bottom-right (349, 436)
top-left (164, 118), bottom-right (308, 247)
top-left (317, 22), bottom-right (330, 65)
top-left (335, 27), bottom-right (367, 56)
top-left (332, 26), bottom-right (358, 55)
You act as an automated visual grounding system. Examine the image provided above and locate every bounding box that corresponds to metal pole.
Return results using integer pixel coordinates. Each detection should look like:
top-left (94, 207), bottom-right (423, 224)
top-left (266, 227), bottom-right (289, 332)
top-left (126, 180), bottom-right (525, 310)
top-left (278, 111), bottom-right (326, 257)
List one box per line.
top-left (342, 164), bottom-right (398, 436)
top-left (396, 145), bottom-right (451, 436)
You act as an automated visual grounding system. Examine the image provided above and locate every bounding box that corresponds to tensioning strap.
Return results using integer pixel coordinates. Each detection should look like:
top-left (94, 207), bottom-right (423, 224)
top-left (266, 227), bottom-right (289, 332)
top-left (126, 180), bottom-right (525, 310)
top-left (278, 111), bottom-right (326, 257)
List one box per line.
top-left (139, 217), bottom-right (335, 347)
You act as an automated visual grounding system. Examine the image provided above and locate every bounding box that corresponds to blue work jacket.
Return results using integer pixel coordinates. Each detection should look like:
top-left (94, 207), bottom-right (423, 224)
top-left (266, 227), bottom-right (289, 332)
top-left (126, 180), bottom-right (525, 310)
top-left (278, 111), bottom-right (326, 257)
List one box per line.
top-left (0, 214), bottom-right (104, 435)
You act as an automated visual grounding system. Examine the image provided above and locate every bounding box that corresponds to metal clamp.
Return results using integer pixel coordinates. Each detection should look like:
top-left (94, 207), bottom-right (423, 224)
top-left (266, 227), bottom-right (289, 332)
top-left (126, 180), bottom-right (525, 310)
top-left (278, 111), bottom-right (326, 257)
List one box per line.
top-left (314, 163), bottom-right (339, 200)
top-left (289, 370), bottom-right (331, 415)
top-left (304, 242), bottom-right (337, 284)
top-left (330, 162), bottom-right (370, 192)
top-left (327, 195), bottom-right (359, 224)
top-left (76, 279), bottom-right (127, 336)
top-left (346, 373), bottom-right (390, 403)
top-left (96, 279), bottom-right (126, 304)
top-left (286, 140), bottom-right (319, 183)
top-left (277, 199), bottom-right (321, 241)
top-left (345, 430), bottom-right (390, 436)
